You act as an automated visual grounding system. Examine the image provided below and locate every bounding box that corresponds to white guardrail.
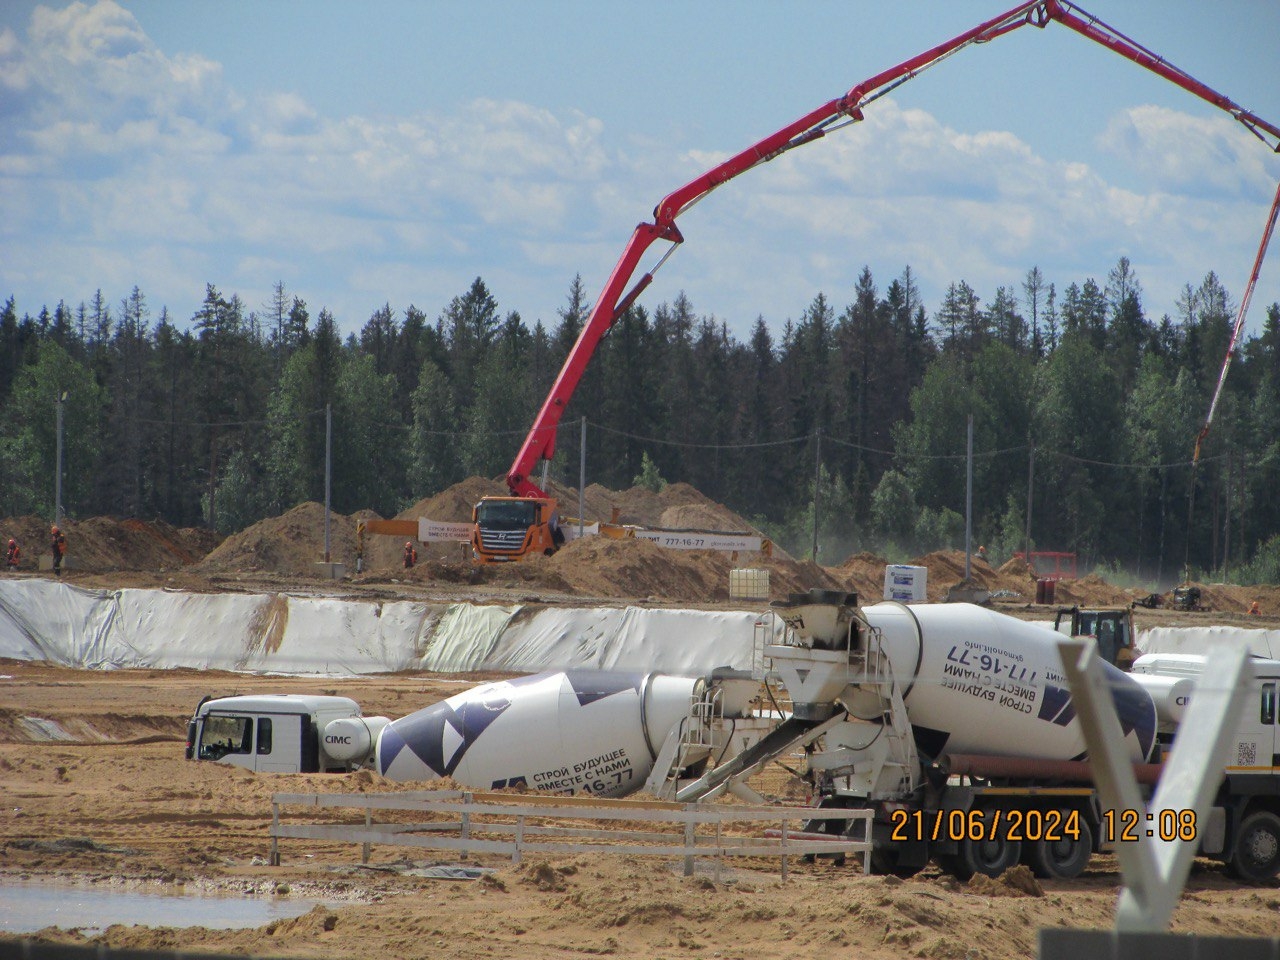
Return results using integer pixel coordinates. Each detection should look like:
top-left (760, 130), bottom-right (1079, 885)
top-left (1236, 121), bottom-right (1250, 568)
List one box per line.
top-left (269, 789), bottom-right (871, 880)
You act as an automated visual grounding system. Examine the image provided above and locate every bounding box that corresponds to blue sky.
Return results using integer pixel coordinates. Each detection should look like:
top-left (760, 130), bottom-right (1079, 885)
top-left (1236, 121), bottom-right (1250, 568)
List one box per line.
top-left (2, 0), bottom-right (1278, 341)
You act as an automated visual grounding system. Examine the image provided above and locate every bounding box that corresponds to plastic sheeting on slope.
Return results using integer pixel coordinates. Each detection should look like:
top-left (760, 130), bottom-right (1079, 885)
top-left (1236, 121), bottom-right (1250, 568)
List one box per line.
top-left (43, 578), bottom-right (1280, 678)
top-left (0, 579), bottom-right (124, 665)
top-left (477, 606), bottom-right (775, 674)
top-left (0, 580), bottom-right (768, 676)
top-left (417, 603), bottom-right (519, 672)
top-left (0, 580), bottom-right (430, 674)
top-left (1139, 625), bottom-right (1280, 660)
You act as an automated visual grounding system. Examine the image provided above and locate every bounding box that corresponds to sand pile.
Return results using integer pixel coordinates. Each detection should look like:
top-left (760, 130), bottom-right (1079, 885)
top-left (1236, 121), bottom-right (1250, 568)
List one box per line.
top-left (523, 535), bottom-right (838, 602)
top-left (0, 514), bottom-right (220, 573)
top-left (1051, 573), bottom-right (1134, 608)
top-left (901, 550), bottom-right (1045, 602)
top-left (194, 502), bottom-right (367, 576)
top-left (829, 551), bottom-right (891, 599)
top-left (560, 481), bottom-right (763, 536)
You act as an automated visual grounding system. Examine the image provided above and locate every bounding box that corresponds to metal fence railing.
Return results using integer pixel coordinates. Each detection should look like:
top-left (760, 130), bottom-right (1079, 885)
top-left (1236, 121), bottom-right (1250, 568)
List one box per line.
top-left (269, 789), bottom-right (872, 880)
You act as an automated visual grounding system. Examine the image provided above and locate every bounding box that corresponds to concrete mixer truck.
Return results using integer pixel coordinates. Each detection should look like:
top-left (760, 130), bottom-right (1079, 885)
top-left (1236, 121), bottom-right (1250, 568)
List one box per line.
top-left (185, 592), bottom-right (1280, 884)
top-left (661, 590), bottom-right (1280, 884)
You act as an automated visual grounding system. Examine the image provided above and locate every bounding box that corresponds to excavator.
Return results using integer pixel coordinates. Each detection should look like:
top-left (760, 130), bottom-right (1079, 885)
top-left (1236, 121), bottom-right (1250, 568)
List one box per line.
top-left (468, 0), bottom-right (1279, 563)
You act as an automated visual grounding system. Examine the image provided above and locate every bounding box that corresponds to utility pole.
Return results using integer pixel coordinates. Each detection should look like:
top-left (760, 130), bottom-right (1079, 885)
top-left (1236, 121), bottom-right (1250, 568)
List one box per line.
top-left (811, 428), bottom-right (821, 563)
top-left (324, 403), bottom-right (332, 563)
top-left (54, 389), bottom-right (68, 525)
top-left (1024, 442), bottom-right (1035, 567)
top-left (578, 417), bottom-right (586, 539)
top-left (964, 414), bottom-right (973, 583)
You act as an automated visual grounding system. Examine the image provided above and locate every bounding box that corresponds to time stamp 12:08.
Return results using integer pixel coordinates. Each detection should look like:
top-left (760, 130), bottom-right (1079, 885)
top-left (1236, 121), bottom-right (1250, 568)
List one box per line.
top-left (889, 808), bottom-right (1198, 843)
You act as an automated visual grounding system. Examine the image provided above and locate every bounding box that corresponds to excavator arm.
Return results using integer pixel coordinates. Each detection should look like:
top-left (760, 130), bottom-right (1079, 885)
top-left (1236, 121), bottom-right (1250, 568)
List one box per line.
top-left (505, 0), bottom-right (1280, 500)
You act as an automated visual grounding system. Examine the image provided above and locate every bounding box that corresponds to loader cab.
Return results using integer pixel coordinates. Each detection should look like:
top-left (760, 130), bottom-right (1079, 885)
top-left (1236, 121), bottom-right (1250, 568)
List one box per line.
top-left (1054, 606), bottom-right (1137, 670)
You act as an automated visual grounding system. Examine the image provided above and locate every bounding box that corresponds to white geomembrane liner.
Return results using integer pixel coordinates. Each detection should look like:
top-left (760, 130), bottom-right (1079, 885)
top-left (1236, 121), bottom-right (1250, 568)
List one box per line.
top-left (0, 581), bottom-right (765, 675)
top-left (0, 580), bottom-right (1260, 676)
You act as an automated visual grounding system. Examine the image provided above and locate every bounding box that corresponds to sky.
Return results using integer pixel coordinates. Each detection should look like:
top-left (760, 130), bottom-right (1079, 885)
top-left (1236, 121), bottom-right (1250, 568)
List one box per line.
top-left (1, 0), bottom-right (1279, 343)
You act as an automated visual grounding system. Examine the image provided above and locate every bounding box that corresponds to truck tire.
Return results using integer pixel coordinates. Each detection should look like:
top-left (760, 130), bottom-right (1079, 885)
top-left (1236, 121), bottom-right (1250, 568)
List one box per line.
top-left (1023, 815), bottom-right (1093, 880)
top-left (950, 833), bottom-right (1021, 880)
top-left (870, 845), bottom-right (926, 878)
top-left (1228, 810), bottom-right (1280, 882)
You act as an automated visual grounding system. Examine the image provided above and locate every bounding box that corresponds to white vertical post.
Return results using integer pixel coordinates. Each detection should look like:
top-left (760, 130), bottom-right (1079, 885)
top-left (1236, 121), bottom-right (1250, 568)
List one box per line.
top-left (1024, 443), bottom-right (1035, 563)
top-left (324, 402), bottom-right (332, 563)
top-left (1057, 637), bottom-right (1248, 932)
top-left (683, 809), bottom-right (695, 877)
top-left (811, 428), bottom-right (821, 562)
top-left (578, 416), bottom-right (586, 538)
top-left (55, 389), bottom-right (67, 524)
top-left (964, 414), bottom-right (973, 581)
top-left (362, 807), bottom-right (371, 864)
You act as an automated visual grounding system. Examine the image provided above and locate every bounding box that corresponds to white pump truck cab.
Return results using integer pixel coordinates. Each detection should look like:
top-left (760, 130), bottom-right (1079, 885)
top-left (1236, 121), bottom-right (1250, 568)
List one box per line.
top-left (186, 694), bottom-right (390, 774)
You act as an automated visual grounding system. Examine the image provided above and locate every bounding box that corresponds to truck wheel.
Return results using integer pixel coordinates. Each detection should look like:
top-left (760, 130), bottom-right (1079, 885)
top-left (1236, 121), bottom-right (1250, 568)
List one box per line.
top-left (952, 833), bottom-right (1021, 880)
top-left (870, 846), bottom-right (925, 878)
top-left (1229, 811), bottom-right (1280, 882)
top-left (1024, 815), bottom-right (1093, 880)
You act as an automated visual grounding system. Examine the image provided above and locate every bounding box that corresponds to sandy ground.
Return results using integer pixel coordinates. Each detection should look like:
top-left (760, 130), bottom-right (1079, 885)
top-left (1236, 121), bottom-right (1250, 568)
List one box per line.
top-left (2, 658), bottom-right (1280, 959)
top-left (5, 478), bottom-right (1280, 957)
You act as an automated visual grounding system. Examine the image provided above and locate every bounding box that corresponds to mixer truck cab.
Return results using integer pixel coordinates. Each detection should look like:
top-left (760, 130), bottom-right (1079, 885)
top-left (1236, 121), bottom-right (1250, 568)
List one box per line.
top-left (471, 495), bottom-right (563, 562)
top-left (186, 694), bottom-right (389, 774)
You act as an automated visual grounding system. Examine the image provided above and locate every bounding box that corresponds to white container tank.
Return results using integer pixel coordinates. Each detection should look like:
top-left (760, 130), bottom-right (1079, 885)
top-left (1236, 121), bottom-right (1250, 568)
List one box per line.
top-left (376, 670), bottom-right (699, 796)
top-left (857, 602), bottom-right (1157, 764)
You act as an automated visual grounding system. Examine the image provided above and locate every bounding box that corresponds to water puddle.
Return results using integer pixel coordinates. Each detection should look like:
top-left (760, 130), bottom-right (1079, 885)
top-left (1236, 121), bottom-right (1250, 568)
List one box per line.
top-left (0, 879), bottom-right (334, 935)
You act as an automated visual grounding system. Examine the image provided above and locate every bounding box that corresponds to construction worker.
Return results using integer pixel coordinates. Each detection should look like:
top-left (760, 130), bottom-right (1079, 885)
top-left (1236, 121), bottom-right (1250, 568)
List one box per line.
top-left (1249, 600), bottom-right (1261, 616)
top-left (977, 544), bottom-right (988, 562)
top-left (50, 525), bottom-right (66, 577)
top-left (5, 538), bottom-right (18, 571)
top-left (403, 540), bottom-right (418, 570)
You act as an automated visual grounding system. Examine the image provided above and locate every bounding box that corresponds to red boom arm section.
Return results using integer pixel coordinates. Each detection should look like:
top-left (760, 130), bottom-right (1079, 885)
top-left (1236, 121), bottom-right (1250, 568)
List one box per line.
top-left (505, 0), bottom-right (1280, 499)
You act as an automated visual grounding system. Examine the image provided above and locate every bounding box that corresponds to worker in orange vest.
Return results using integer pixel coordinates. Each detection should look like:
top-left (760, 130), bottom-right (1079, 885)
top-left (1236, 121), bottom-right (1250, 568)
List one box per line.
top-left (403, 540), bottom-right (418, 569)
top-left (5, 538), bottom-right (18, 571)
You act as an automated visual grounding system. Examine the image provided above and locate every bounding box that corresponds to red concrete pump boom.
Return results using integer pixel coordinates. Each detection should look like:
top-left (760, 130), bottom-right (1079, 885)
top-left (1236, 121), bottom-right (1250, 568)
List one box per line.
top-left (505, 0), bottom-right (1280, 500)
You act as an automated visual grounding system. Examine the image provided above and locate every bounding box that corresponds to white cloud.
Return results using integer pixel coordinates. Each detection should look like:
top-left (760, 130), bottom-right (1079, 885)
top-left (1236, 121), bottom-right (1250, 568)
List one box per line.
top-left (1098, 104), bottom-right (1275, 199)
top-left (0, 1), bottom-right (1277, 339)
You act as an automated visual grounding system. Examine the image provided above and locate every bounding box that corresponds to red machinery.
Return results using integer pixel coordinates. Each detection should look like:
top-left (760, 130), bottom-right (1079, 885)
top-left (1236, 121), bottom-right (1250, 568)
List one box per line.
top-left (479, 0), bottom-right (1280, 562)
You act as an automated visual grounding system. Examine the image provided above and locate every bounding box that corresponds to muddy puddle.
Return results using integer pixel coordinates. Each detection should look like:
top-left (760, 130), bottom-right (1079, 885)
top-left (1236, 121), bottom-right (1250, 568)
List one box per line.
top-left (0, 878), bottom-right (334, 935)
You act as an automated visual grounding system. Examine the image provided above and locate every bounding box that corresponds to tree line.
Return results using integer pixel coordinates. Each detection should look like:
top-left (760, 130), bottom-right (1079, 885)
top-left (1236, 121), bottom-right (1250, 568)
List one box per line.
top-left (2, 260), bottom-right (1279, 586)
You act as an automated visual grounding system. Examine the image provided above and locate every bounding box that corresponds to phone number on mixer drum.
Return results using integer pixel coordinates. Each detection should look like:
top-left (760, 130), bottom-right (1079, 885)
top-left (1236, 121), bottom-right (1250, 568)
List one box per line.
top-left (889, 808), bottom-right (1082, 843)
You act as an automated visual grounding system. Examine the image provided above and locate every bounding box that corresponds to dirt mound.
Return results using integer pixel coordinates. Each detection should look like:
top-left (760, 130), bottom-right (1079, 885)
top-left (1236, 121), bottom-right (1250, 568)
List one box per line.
top-left (605, 485), bottom-right (664, 526)
top-left (900, 550), bottom-right (1037, 602)
top-left (564, 481), bottom-right (762, 536)
top-left (513, 536), bottom-right (841, 603)
top-left (998, 556), bottom-right (1033, 580)
top-left (1052, 573), bottom-right (1133, 608)
top-left (407, 476), bottom-right (508, 523)
top-left (0, 514), bottom-right (219, 573)
top-left (194, 502), bottom-right (360, 576)
top-left (829, 551), bottom-right (890, 599)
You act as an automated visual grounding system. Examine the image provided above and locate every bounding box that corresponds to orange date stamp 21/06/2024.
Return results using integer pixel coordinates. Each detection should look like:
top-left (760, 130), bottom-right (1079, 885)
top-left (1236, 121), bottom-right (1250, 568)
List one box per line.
top-left (888, 808), bottom-right (1198, 844)
top-left (889, 808), bottom-right (1081, 843)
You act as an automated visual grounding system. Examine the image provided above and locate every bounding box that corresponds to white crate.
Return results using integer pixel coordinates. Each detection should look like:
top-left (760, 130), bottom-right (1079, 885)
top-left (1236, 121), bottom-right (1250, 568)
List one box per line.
top-left (729, 568), bottom-right (770, 601)
top-left (883, 564), bottom-right (927, 603)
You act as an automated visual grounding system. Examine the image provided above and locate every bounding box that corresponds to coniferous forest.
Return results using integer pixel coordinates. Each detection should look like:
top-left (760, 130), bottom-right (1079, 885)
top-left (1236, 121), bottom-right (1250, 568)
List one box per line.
top-left (3, 258), bottom-right (1280, 587)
